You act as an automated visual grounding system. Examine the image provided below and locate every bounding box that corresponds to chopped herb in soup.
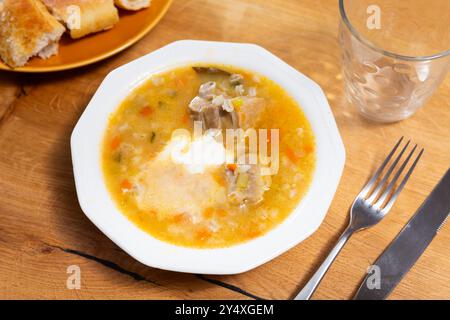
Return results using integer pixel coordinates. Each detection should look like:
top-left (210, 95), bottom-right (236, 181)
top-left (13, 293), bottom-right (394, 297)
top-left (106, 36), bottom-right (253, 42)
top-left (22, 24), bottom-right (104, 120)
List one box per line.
top-left (102, 65), bottom-right (315, 248)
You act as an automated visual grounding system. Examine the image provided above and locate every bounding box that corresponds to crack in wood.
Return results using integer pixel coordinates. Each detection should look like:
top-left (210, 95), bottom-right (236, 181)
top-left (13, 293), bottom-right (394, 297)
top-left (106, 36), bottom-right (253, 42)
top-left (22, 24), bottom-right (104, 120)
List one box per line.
top-left (44, 243), bottom-right (264, 299)
top-left (196, 274), bottom-right (264, 300)
top-left (0, 97), bottom-right (18, 130)
top-left (45, 243), bottom-right (162, 286)
top-left (0, 81), bottom-right (27, 130)
top-left (19, 83), bottom-right (28, 96)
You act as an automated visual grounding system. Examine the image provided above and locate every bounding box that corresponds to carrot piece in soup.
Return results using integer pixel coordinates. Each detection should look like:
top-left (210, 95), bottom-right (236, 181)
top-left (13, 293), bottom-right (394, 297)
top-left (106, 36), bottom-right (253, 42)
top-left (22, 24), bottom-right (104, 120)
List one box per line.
top-left (216, 208), bottom-right (228, 217)
top-left (147, 210), bottom-right (157, 219)
top-left (171, 213), bottom-right (188, 224)
top-left (120, 179), bottom-right (132, 191)
top-left (226, 163), bottom-right (237, 172)
top-left (285, 147), bottom-right (301, 164)
top-left (303, 144), bottom-right (314, 154)
top-left (176, 77), bottom-right (188, 88)
top-left (111, 136), bottom-right (121, 150)
top-left (245, 225), bottom-right (262, 239)
top-left (265, 131), bottom-right (271, 145)
top-left (196, 227), bottom-right (212, 241)
top-left (203, 207), bottom-right (214, 219)
top-left (139, 106), bottom-right (154, 117)
top-left (181, 112), bottom-right (190, 124)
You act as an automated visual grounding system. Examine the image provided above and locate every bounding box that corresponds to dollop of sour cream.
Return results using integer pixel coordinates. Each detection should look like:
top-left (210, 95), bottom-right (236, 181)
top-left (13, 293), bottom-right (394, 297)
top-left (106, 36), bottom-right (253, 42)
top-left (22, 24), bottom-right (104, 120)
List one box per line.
top-left (168, 129), bottom-right (227, 174)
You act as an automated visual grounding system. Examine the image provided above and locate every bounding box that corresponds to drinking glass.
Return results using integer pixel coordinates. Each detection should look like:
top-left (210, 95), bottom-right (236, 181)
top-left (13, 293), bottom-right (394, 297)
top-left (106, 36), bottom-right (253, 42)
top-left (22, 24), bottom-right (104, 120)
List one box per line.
top-left (339, 0), bottom-right (450, 122)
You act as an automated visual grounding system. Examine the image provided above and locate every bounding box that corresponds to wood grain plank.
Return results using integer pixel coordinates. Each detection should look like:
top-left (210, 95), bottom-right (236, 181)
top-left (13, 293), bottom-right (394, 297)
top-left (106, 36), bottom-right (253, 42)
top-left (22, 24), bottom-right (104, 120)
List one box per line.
top-left (0, 0), bottom-right (448, 300)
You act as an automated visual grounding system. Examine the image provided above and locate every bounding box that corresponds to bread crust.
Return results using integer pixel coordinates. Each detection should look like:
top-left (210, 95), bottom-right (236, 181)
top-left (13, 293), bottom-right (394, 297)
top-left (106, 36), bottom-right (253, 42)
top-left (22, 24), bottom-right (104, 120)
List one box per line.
top-left (115, 0), bottom-right (151, 11)
top-left (42, 0), bottom-right (119, 39)
top-left (0, 0), bottom-right (65, 67)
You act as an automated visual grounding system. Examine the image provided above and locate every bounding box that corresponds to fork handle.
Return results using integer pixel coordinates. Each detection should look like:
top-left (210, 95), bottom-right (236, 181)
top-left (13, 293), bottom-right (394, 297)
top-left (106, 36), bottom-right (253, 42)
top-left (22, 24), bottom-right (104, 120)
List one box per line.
top-left (293, 226), bottom-right (354, 300)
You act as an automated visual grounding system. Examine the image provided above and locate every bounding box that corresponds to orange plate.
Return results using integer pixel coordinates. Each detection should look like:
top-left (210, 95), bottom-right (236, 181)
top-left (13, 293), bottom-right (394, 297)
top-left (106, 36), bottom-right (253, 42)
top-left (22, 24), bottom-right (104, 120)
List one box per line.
top-left (0, 0), bottom-right (173, 73)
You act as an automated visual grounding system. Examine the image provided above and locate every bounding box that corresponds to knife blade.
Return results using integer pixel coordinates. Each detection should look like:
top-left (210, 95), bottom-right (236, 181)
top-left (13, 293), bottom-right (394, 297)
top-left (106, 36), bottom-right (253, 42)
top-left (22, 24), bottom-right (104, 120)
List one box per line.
top-left (354, 168), bottom-right (450, 300)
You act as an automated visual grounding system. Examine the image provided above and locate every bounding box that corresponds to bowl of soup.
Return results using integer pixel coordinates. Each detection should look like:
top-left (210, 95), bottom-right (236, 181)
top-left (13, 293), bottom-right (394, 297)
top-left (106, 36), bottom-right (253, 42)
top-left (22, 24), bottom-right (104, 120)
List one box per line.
top-left (71, 40), bottom-right (345, 274)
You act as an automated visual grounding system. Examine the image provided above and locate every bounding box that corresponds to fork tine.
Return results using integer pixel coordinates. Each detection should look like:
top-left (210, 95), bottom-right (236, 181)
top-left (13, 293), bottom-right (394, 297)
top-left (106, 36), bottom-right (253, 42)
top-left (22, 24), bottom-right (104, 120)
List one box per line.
top-left (373, 144), bottom-right (417, 208)
top-left (366, 139), bottom-right (410, 202)
top-left (381, 148), bottom-right (424, 213)
top-left (359, 137), bottom-right (404, 198)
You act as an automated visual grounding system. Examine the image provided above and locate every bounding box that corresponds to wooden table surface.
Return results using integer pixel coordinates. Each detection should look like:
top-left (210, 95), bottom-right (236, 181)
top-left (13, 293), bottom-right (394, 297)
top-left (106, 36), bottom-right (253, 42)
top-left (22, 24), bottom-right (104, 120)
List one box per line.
top-left (0, 0), bottom-right (449, 300)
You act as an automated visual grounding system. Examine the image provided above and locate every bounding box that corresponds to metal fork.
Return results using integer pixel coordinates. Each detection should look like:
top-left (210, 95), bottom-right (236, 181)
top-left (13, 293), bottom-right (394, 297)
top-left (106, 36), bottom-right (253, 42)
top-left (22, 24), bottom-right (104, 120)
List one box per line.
top-left (294, 137), bottom-right (423, 300)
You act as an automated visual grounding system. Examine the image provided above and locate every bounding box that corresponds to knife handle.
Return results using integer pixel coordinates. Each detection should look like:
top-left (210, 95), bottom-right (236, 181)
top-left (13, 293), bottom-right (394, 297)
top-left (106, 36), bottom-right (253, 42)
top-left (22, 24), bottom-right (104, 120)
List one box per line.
top-left (294, 226), bottom-right (354, 300)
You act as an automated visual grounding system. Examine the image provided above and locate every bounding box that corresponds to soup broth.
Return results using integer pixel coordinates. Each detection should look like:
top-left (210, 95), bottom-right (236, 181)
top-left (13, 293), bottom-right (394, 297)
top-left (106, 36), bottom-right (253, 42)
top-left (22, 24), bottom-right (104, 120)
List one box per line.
top-left (102, 65), bottom-right (315, 248)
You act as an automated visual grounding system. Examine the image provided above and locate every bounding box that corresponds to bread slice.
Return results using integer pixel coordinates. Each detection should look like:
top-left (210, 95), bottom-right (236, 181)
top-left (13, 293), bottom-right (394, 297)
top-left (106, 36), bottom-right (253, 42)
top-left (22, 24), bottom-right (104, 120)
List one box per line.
top-left (0, 0), bottom-right (65, 68)
top-left (42, 0), bottom-right (119, 39)
top-left (115, 0), bottom-right (151, 10)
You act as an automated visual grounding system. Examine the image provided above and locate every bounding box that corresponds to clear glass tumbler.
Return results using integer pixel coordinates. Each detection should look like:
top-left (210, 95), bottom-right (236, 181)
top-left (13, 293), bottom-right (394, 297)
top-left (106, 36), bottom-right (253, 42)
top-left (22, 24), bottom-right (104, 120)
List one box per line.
top-left (339, 0), bottom-right (450, 122)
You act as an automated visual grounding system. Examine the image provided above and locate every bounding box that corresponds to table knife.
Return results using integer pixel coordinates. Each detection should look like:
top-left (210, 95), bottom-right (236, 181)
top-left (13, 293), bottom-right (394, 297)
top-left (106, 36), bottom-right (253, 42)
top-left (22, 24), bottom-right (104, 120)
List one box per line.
top-left (353, 168), bottom-right (450, 300)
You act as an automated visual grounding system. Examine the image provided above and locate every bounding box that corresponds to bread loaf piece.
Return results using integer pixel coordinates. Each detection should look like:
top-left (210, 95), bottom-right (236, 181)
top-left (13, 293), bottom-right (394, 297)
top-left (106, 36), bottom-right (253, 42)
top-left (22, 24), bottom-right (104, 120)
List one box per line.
top-left (115, 0), bottom-right (151, 11)
top-left (42, 0), bottom-right (119, 39)
top-left (0, 0), bottom-right (65, 67)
